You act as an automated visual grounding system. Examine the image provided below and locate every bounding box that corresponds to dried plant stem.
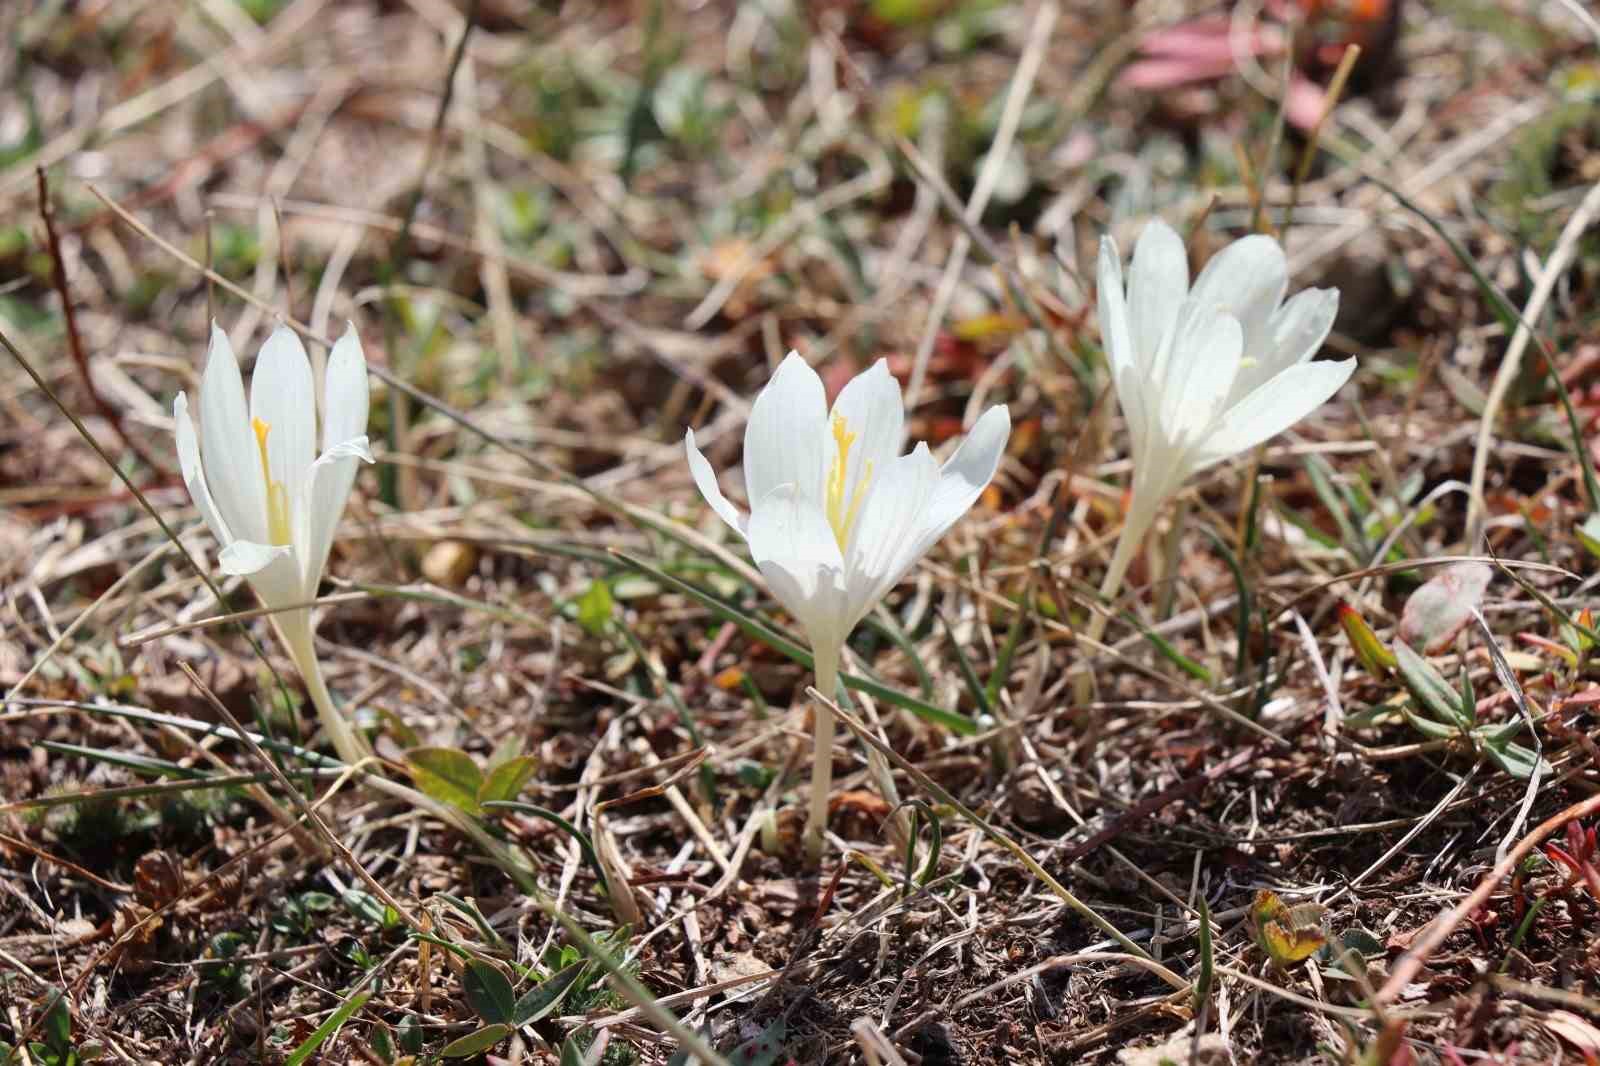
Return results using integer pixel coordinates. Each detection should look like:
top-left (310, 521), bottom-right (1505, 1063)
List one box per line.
top-left (1464, 175), bottom-right (1600, 544)
top-left (1377, 789), bottom-right (1600, 1003)
top-left (36, 168), bottom-right (167, 474)
top-left (803, 641), bottom-right (841, 867)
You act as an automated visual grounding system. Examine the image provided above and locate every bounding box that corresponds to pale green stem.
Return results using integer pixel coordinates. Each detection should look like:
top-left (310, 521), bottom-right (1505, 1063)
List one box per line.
top-left (276, 609), bottom-right (374, 769)
top-left (275, 609), bottom-right (537, 892)
top-left (1075, 496), bottom-right (1160, 702)
top-left (802, 641), bottom-right (841, 867)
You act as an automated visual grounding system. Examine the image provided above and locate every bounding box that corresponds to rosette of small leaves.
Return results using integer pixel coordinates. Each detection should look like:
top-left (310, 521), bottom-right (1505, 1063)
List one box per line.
top-left (1392, 640), bottom-right (1548, 780)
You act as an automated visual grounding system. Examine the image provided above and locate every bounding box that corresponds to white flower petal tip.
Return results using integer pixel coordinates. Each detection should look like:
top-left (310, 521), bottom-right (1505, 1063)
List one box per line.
top-left (218, 540), bottom-right (293, 576)
top-left (687, 360), bottom-right (1008, 652)
top-left (174, 324), bottom-right (373, 611)
top-left (685, 427), bottom-right (747, 536)
top-left (319, 435), bottom-right (376, 465)
top-left (1099, 222), bottom-right (1352, 517)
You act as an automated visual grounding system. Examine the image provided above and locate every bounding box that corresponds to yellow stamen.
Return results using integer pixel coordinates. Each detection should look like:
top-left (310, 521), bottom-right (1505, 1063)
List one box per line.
top-left (825, 414), bottom-right (872, 550)
top-left (252, 417), bottom-right (272, 471)
top-left (251, 417), bottom-right (292, 546)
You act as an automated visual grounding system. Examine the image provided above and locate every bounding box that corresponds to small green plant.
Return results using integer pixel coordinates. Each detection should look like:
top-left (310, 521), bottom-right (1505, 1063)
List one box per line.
top-left (405, 743), bottom-right (538, 817)
top-left (1389, 640), bottom-right (1547, 780)
top-left (443, 953), bottom-right (599, 1058)
top-left (270, 890), bottom-right (338, 940)
top-left (1, 990), bottom-right (75, 1066)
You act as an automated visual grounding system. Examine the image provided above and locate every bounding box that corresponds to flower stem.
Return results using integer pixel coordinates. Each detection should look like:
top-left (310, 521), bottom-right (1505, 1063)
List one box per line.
top-left (278, 611), bottom-right (375, 769)
top-left (272, 612), bottom-right (536, 891)
top-left (1076, 499), bottom-right (1158, 702)
top-left (802, 642), bottom-right (840, 867)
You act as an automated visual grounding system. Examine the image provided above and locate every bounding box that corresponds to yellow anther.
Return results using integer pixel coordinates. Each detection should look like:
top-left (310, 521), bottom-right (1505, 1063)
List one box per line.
top-left (825, 415), bottom-right (871, 550)
top-left (252, 417), bottom-right (272, 474)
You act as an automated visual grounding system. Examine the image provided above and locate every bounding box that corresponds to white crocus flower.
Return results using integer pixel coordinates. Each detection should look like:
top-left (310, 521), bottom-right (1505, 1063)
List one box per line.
top-left (174, 322), bottom-right (375, 765)
top-left (1087, 221), bottom-right (1355, 648)
top-left (686, 353), bottom-right (1009, 862)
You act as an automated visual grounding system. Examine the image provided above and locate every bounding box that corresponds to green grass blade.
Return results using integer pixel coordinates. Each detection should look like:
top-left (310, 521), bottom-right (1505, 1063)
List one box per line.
top-left (938, 610), bottom-right (992, 719)
top-left (612, 551), bottom-right (977, 735)
top-left (285, 990), bottom-right (371, 1066)
top-left (482, 800), bottom-right (608, 893)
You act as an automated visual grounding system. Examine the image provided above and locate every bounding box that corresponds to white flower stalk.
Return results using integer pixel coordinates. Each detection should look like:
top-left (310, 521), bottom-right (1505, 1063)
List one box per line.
top-left (174, 323), bottom-right (375, 766)
top-left (1088, 221), bottom-right (1355, 647)
top-left (687, 353), bottom-right (1009, 863)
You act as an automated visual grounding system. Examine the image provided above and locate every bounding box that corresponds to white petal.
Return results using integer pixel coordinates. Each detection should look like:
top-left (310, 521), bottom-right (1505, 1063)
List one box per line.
top-left (747, 483), bottom-right (848, 649)
top-left (301, 442), bottom-right (367, 593)
top-left (1193, 358), bottom-right (1357, 469)
top-left (173, 391), bottom-right (232, 548)
top-left (844, 442), bottom-right (941, 625)
top-left (828, 359), bottom-right (904, 499)
top-left (223, 542), bottom-right (305, 612)
top-left (918, 405), bottom-right (1010, 551)
top-left (219, 539), bottom-right (293, 576)
top-left (743, 352), bottom-right (829, 509)
top-left (323, 322), bottom-right (370, 453)
top-left (250, 325), bottom-right (317, 537)
top-left (198, 323), bottom-right (269, 544)
top-left (1117, 363), bottom-right (1160, 471)
top-left (1229, 287), bottom-right (1339, 408)
top-left (1159, 311), bottom-right (1242, 443)
top-left (320, 435), bottom-right (374, 464)
top-left (685, 428), bottom-right (747, 536)
top-left (1127, 219), bottom-right (1189, 373)
top-left (1181, 233), bottom-right (1287, 361)
top-left (1097, 236), bottom-right (1137, 381)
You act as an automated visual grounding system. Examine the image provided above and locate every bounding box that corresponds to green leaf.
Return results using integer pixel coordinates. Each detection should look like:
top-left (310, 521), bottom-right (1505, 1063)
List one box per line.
top-left (406, 748), bottom-right (485, 815)
top-left (1194, 896), bottom-right (1215, 1016)
top-left (1392, 640), bottom-right (1470, 730)
top-left (1199, 524), bottom-right (1253, 679)
top-left (576, 579), bottom-right (615, 637)
top-left (464, 961), bottom-right (515, 1024)
top-left (938, 611), bottom-right (991, 718)
top-left (41, 991), bottom-right (70, 1051)
top-left (1578, 513), bottom-right (1600, 560)
top-left (482, 801), bottom-right (608, 894)
top-left (560, 1032), bottom-right (588, 1066)
top-left (1304, 454), bottom-right (1367, 561)
top-left (478, 755), bottom-right (538, 805)
top-left (1130, 617), bottom-right (1213, 682)
top-left (285, 990), bottom-right (371, 1066)
top-left (370, 1024), bottom-right (395, 1065)
top-left (984, 594), bottom-right (1029, 707)
top-left (341, 890), bottom-right (399, 930)
top-left (1482, 739), bottom-right (1550, 780)
top-left (513, 959), bottom-right (590, 1024)
top-left (397, 1014), bottom-right (423, 1054)
top-left (441, 1024), bottom-right (510, 1058)
top-left (1400, 705), bottom-right (1465, 742)
top-left (1340, 928), bottom-right (1385, 957)
top-left (434, 894), bottom-right (509, 951)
